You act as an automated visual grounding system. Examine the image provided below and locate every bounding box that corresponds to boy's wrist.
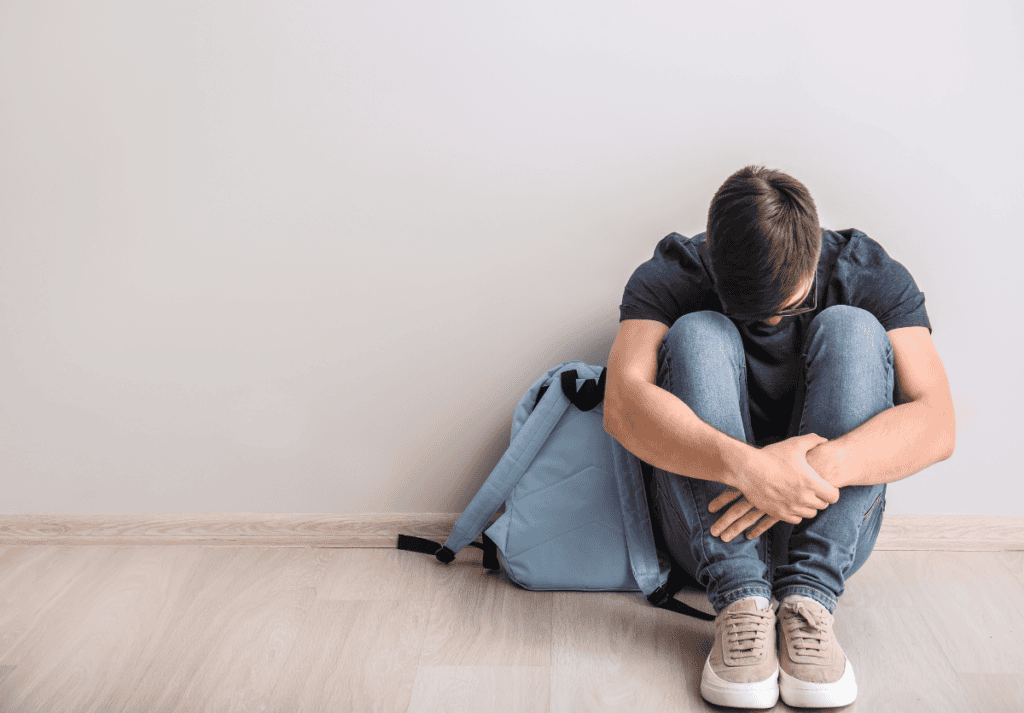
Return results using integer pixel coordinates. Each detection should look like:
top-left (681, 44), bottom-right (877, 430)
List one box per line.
top-left (720, 436), bottom-right (761, 491)
top-left (806, 440), bottom-right (851, 488)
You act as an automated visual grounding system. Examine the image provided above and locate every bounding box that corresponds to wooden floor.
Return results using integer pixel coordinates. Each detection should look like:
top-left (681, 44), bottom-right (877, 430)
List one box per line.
top-left (0, 545), bottom-right (1022, 713)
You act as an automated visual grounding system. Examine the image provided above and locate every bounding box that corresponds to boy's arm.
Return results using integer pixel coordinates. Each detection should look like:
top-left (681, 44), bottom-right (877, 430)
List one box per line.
top-left (603, 319), bottom-right (752, 486)
top-left (806, 325), bottom-right (955, 488)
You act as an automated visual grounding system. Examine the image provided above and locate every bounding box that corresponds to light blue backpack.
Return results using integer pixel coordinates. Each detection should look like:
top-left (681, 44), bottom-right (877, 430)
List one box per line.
top-left (397, 361), bottom-right (714, 621)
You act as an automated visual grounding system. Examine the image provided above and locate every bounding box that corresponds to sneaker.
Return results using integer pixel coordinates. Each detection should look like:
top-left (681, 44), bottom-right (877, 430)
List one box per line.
top-left (700, 596), bottom-right (779, 709)
top-left (777, 596), bottom-right (858, 707)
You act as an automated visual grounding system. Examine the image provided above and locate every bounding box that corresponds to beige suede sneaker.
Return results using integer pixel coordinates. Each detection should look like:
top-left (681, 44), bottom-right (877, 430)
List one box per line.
top-left (700, 597), bottom-right (779, 709)
top-left (777, 596), bottom-right (858, 707)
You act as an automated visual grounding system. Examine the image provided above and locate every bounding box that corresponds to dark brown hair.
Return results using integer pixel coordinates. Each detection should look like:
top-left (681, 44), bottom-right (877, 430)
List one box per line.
top-left (706, 165), bottom-right (821, 316)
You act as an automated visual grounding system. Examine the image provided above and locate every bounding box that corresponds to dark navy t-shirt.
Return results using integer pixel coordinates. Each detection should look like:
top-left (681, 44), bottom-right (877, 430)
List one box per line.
top-left (618, 229), bottom-right (931, 447)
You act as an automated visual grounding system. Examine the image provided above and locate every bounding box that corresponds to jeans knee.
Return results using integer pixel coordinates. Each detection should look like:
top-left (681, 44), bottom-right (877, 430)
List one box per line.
top-left (806, 305), bottom-right (891, 364)
top-left (660, 310), bottom-right (743, 362)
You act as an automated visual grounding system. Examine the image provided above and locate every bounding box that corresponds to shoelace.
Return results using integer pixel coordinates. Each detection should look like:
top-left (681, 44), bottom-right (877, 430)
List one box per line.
top-left (781, 601), bottom-right (833, 659)
top-left (722, 608), bottom-right (772, 662)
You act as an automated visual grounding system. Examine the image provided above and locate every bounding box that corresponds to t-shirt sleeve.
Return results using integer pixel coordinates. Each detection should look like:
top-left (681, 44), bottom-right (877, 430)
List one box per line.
top-left (618, 235), bottom-right (709, 327)
top-left (840, 232), bottom-right (932, 334)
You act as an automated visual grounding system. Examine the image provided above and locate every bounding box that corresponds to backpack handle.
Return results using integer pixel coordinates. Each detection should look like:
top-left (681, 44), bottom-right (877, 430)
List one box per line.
top-left (560, 368), bottom-right (606, 411)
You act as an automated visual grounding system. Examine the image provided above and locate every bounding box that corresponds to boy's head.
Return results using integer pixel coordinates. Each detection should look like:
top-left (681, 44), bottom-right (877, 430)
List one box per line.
top-left (706, 165), bottom-right (821, 321)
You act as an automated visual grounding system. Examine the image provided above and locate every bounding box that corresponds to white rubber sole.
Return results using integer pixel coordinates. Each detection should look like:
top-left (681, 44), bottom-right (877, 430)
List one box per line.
top-left (779, 658), bottom-right (858, 708)
top-left (699, 656), bottom-right (779, 709)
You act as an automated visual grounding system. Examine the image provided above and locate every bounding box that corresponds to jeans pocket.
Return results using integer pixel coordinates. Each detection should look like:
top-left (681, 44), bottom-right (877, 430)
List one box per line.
top-left (863, 492), bottom-right (884, 522)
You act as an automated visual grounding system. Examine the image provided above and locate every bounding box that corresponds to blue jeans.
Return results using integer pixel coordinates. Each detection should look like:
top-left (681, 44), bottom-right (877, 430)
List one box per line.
top-left (649, 306), bottom-right (892, 615)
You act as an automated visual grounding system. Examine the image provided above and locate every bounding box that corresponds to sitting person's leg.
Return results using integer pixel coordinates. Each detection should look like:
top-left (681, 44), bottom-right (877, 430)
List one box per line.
top-left (771, 305), bottom-right (894, 611)
top-left (767, 305), bottom-right (893, 706)
top-left (647, 310), bottom-right (771, 614)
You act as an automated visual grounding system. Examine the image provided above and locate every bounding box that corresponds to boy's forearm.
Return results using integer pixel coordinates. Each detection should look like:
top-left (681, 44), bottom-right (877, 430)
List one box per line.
top-left (805, 400), bottom-right (955, 488)
top-left (604, 379), bottom-right (756, 488)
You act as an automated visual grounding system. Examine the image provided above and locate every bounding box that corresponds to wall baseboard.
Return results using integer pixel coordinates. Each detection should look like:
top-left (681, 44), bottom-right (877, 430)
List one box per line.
top-left (0, 513), bottom-right (1021, 551)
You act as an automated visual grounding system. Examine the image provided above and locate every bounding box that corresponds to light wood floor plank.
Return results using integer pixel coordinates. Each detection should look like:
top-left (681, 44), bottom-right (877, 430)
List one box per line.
top-left (550, 590), bottom-right (710, 712)
top-left (104, 547), bottom-right (331, 713)
top-left (315, 547), bottom-right (440, 601)
top-left (416, 548), bottom-right (552, 667)
top-left (833, 550), bottom-right (917, 608)
top-left (829, 552), bottom-right (981, 711)
top-left (994, 550), bottom-right (1024, 586)
top-left (889, 551), bottom-right (1024, 675)
top-left (956, 673), bottom-right (1024, 711)
top-left (832, 552), bottom-right (983, 711)
top-left (267, 600), bottom-right (430, 712)
top-left (0, 546), bottom-right (213, 712)
top-left (407, 666), bottom-right (550, 713)
top-left (832, 605), bottom-right (983, 712)
top-left (0, 546), bottom-right (128, 665)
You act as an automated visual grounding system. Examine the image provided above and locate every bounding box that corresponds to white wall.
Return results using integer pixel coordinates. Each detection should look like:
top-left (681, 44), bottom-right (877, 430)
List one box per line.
top-left (0, 1), bottom-right (1019, 516)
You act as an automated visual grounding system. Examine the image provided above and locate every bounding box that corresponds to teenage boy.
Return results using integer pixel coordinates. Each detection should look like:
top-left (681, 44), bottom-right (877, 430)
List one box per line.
top-left (604, 165), bottom-right (955, 708)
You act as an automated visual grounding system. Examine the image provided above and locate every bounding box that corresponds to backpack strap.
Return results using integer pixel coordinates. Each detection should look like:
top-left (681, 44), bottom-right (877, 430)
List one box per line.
top-left (647, 567), bottom-right (715, 621)
top-left (434, 365), bottom-right (574, 559)
top-left (396, 364), bottom-right (589, 566)
top-left (611, 435), bottom-right (715, 622)
top-left (397, 532), bottom-right (500, 571)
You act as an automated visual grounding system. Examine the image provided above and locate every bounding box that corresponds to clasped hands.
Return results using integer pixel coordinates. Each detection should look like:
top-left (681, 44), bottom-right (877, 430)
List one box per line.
top-left (707, 433), bottom-right (842, 542)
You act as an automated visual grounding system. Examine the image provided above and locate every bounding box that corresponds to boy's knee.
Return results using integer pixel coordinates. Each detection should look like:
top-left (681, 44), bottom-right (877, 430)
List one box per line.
top-left (807, 305), bottom-right (890, 361)
top-left (809, 305), bottom-right (885, 341)
top-left (662, 310), bottom-right (743, 357)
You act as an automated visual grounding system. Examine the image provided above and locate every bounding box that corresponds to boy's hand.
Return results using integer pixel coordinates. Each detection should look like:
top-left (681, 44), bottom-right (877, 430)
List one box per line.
top-left (708, 488), bottom-right (783, 542)
top-left (708, 433), bottom-right (840, 541)
top-left (727, 433), bottom-right (838, 524)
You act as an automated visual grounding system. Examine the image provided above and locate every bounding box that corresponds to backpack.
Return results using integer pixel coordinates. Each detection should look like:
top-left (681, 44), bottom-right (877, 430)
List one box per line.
top-left (397, 360), bottom-right (714, 621)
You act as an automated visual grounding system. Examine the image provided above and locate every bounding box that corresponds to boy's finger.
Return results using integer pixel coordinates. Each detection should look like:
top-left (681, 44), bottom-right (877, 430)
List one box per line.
top-left (725, 510), bottom-right (768, 542)
top-left (708, 486), bottom-right (744, 513)
top-left (746, 516), bottom-right (781, 540)
top-left (710, 500), bottom-right (754, 537)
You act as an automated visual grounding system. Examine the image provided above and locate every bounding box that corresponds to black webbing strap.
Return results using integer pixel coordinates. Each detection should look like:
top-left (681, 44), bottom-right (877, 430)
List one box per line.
top-left (532, 367), bottom-right (608, 411)
top-left (560, 368), bottom-right (606, 411)
top-left (646, 566), bottom-right (715, 621)
top-left (396, 533), bottom-right (500, 571)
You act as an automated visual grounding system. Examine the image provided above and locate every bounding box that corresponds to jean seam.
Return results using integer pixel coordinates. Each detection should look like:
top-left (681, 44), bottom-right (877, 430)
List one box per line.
top-left (841, 524), bottom-right (860, 582)
top-left (847, 490), bottom-right (884, 575)
top-left (855, 490), bottom-right (886, 567)
top-left (863, 492), bottom-right (883, 523)
top-left (681, 475), bottom-right (717, 594)
top-left (655, 469), bottom-right (718, 596)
